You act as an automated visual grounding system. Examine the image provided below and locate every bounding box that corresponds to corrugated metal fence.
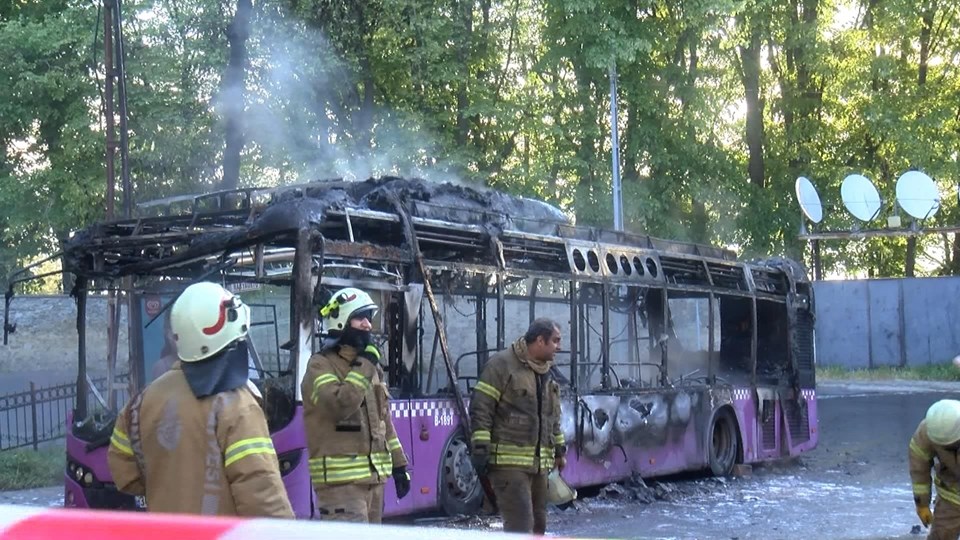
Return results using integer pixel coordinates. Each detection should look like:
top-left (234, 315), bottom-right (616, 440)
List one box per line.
top-left (814, 277), bottom-right (960, 368)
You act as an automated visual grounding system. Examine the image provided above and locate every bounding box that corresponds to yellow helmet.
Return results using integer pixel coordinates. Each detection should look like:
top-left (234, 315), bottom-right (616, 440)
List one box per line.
top-left (319, 287), bottom-right (378, 333)
top-left (170, 282), bottom-right (250, 362)
top-left (925, 399), bottom-right (960, 446)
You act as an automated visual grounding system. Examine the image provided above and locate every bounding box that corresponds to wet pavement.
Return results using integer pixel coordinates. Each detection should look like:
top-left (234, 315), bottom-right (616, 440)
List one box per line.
top-left (425, 381), bottom-right (960, 539)
top-left (0, 486), bottom-right (61, 508)
top-left (3, 380), bottom-right (959, 539)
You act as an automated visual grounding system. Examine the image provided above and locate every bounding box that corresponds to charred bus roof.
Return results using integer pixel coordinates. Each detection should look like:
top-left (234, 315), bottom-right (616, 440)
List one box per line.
top-left (54, 177), bottom-right (805, 295)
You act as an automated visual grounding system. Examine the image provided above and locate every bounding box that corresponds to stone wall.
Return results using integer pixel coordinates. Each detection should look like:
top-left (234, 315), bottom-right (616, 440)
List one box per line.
top-left (0, 295), bottom-right (128, 374)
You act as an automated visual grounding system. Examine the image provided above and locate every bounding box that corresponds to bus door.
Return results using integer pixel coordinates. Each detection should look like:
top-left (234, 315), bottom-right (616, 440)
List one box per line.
top-left (137, 290), bottom-right (282, 386)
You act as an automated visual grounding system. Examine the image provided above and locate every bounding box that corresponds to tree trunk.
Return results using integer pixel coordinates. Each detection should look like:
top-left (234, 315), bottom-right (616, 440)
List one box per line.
top-left (906, 238), bottom-right (917, 277)
top-left (455, 0), bottom-right (473, 148)
top-left (904, 2), bottom-right (935, 276)
top-left (221, 0), bottom-right (252, 190)
top-left (952, 233), bottom-right (960, 275)
top-left (739, 16), bottom-right (765, 187)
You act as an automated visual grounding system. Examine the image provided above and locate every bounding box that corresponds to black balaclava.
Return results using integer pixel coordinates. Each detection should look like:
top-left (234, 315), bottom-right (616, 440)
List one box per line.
top-left (335, 308), bottom-right (375, 351)
top-left (181, 340), bottom-right (250, 399)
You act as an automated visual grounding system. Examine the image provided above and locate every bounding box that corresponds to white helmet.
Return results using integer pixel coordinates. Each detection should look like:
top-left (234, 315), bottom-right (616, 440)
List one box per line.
top-left (926, 399), bottom-right (960, 445)
top-left (171, 282), bottom-right (250, 363)
top-left (319, 287), bottom-right (378, 333)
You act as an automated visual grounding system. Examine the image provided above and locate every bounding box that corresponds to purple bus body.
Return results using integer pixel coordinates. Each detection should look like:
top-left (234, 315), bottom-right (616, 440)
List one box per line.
top-left (65, 388), bottom-right (818, 516)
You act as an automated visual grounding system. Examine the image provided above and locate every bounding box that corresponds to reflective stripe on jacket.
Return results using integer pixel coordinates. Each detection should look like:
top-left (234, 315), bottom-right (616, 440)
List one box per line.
top-left (909, 420), bottom-right (960, 507)
top-left (301, 345), bottom-right (408, 488)
top-left (107, 365), bottom-right (293, 518)
top-left (468, 337), bottom-right (565, 475)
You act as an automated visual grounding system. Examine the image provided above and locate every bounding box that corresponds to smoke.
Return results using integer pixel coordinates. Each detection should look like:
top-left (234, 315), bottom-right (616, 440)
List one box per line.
top-left (222, 10), bottom-right (465, 188)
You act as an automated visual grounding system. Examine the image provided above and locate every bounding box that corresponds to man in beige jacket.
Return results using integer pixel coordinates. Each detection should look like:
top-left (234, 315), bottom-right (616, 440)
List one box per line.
top-left (108, 282), bottom-right (293, 517)
top-left (469, 317), bottom-right (567, 534)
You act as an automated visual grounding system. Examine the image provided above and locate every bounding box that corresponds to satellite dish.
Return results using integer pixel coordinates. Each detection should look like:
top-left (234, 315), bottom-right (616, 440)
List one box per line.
top-left (896, 170), bottom-right (940, 219)
top-left (841, 174), bottom-right (882, 221)
top-left (794, 176), bottom-right (823, 223)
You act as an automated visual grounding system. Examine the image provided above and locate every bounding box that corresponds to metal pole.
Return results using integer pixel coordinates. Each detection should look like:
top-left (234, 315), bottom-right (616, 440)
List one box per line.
top-left (76, 282), bottom-right (89, 419)
top-left (103, 0), bottom-right (121, 410)
top-left (104, 0), bottom-right (115, 220)
top-left (113, 0), bottom-right (133, 217)
top-left (30, 382), bottom-right (38, 450)
top-left (609, 63), bottom-right (623, 232)
top-left (812, 239), bottom-right (822, 280)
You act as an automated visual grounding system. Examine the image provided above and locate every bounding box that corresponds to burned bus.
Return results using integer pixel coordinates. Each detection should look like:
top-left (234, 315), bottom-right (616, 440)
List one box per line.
top-left (4, 177), bottom-right (818, 517)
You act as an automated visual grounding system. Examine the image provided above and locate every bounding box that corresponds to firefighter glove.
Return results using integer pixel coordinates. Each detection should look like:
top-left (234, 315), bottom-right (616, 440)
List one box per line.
top-left (393, 466), bottom-right (411, 499)
top-left (917, 505), bottom-right (933, 527)
top-left (471, 446), bottom-right (489, 476)
top-left (555, 456), bottom-right (567, 471)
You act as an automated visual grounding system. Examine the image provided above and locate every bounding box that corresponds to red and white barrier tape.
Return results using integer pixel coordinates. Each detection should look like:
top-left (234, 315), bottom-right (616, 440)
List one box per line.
top-left (0, 505), bottom-right (561, 540)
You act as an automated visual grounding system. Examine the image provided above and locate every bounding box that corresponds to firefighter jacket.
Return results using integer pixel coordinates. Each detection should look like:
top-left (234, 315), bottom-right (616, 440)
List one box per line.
top-left (469, 337), bottom-right (566, 474)
top-left (301, 344), bottom-right (408, 488)
top-left (107, 365), bottom-right (294, 517)
top-left (909, 419), bottom-right (960, 508)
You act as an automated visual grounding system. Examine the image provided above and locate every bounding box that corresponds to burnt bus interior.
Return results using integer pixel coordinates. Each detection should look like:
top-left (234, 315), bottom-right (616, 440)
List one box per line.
top-left (422, 271), bottom-right (813, 398)
top-left (4, 177), bottom-right (815, 445)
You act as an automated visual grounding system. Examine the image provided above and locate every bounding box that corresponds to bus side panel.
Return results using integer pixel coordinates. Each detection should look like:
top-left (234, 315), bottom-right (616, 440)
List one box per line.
top-left (786, 389), bottom-right (818, 456)
top-left (272, 406), bottom-right (312, 519)
top-left (629, 418), bottom-right (709, 477)
top-left (382, 399), bottom-right (417, 517)
top-left (732, 391), bottom-right (760, 464)
top-left (562, 448), bottom-right (632, 489)
top-left (384, 398), bottom-right (460, 516)
top-left (565, 390), bottom-right (712, 485)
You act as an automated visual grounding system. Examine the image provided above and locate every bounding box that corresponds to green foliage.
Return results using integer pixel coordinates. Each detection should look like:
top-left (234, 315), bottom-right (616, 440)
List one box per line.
top-left (818, 363), bottom-right (960, 382)
top-left (0, 448), bottom-right (65, 490)
top-left (4, 0), bottom-right (960, 284)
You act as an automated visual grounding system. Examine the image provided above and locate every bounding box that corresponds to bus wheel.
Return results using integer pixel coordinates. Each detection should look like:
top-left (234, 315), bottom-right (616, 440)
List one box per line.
top-left (439, 434), bottom-right (483, 516)
top-left (709, 407), bottom-right (739, 477)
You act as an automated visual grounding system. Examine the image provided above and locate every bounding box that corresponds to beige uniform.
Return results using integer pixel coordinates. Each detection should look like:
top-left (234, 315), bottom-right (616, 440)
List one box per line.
top-left (301, 344), bottom-right (408, 523)
top-left (909, 419), bottom-right (960, 539)
top-left (107, 365), bottom-right (293, 517)
top-left (468, 337), bottom-right (566, 534)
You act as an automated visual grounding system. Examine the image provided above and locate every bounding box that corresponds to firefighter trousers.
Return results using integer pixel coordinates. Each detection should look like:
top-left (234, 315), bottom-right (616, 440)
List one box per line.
top-left (930, 496), bottom-right (960, 540)
top-left (488, 468), bottom-right (548, 534)
top-left (314, 483), bottom-right (384, 523)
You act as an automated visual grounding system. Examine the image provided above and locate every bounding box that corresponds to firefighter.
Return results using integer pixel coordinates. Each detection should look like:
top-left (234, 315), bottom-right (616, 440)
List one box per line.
top-left (909, 399), bottom-right (960, 539)
top-left (302, 287), bottom-right (410, 523)
top-left (107, 282), bottom-right (294, 517)
top-left (469, 317), bottom-right (567, 534)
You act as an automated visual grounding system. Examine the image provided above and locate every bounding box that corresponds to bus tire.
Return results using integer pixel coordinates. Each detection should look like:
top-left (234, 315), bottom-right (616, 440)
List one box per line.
top-left (439, 433), bottom-right (483, 516)
top-left (708, 407), bottom-right (739, 477)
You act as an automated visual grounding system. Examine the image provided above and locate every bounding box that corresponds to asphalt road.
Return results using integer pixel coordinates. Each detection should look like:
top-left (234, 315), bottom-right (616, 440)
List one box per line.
top-left (3, 380), bottom-right (959, 539)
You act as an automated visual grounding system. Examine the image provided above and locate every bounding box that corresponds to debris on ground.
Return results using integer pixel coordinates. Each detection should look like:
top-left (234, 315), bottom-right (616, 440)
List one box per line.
top-left (589, 473), bottom-right (730, 505)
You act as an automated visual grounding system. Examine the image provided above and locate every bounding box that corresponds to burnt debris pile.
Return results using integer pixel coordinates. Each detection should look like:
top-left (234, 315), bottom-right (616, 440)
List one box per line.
top-left (293, 176), bottom-right (572, 235)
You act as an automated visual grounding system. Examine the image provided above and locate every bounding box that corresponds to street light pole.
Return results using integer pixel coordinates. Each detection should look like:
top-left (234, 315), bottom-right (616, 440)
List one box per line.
top-left (609, 63), bottom-right (623, 232)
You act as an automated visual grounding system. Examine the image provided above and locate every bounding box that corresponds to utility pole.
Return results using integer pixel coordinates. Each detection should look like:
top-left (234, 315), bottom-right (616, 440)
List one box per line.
top-left (104, 0), bottom-right (116, 220)
top-left (103, 0), bottom-right (134, 411)
top-left (114, 0), bottom-right (133, 218)
top-left (103, 0), bottom-right (120, 411)
top-left (609, 63), bottom-right (623, 232)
